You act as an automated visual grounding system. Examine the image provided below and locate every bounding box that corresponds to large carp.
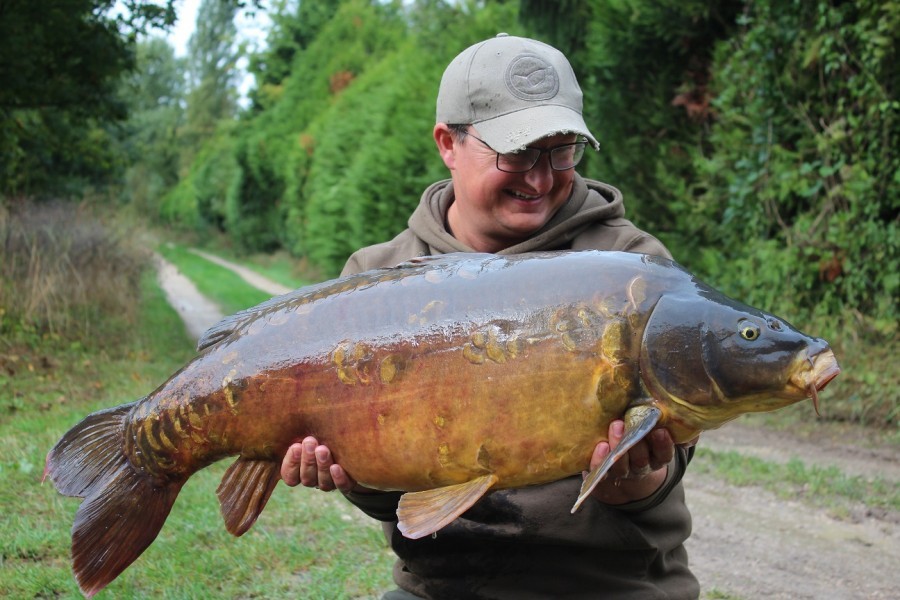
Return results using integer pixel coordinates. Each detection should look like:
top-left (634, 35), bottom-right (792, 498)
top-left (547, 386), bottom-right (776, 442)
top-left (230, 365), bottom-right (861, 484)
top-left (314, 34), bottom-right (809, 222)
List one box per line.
top-left (45, 250), bottom-right (839, 597)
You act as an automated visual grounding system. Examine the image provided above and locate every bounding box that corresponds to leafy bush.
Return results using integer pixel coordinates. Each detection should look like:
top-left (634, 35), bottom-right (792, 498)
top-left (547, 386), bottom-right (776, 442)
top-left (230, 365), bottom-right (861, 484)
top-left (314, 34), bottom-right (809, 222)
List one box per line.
top-left (694, 0), bottom-right (898, 326)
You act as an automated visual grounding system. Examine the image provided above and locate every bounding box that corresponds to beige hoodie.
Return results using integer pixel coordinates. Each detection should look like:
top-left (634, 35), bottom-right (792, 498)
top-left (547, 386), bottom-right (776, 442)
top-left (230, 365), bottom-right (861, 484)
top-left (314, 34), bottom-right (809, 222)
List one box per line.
top-left (341, 175), bottom-right (698, 600)
top-left (343, 175), bottom-right (671, 275)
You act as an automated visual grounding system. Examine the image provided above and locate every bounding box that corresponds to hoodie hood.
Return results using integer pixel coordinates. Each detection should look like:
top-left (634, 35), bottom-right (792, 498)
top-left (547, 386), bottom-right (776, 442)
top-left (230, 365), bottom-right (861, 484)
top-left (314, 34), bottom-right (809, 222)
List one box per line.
top-left (408, 174), bottom-right (627, 255)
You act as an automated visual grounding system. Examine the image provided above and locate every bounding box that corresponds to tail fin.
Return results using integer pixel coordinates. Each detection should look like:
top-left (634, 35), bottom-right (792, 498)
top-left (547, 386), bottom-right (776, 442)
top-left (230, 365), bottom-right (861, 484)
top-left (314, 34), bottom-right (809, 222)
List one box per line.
top-left (45, 401), bottom-right (183, 598)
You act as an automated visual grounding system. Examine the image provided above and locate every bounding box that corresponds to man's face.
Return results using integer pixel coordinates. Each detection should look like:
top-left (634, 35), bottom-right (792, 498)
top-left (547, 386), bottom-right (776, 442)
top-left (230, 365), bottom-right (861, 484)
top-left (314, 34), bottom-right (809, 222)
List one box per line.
top-left (439, 126), bottom-right (578, 253)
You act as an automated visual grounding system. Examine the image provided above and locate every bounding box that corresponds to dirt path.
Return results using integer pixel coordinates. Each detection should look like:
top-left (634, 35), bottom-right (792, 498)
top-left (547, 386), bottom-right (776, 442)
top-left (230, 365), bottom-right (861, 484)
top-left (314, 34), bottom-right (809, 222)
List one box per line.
top-left (156, 251), bottom-right (899, 599)
top-left (688, 427), bottom-right (899, 599)
top-left (187, 248), bottom-right (293, 297)
top-left (154, 253), bottom-right (224, 341)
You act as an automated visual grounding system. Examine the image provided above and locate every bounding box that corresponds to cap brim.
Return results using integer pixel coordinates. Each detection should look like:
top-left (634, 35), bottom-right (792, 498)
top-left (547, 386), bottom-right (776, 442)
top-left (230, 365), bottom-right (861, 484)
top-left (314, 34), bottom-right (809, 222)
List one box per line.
top-left (473, 105), bottom-right (600, 153)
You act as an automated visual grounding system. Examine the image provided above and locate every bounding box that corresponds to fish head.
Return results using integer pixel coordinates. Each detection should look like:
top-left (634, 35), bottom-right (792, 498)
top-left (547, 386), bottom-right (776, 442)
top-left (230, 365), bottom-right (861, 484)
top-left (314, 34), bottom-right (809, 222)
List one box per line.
top-left (639, 291), bottom-right (840, 435)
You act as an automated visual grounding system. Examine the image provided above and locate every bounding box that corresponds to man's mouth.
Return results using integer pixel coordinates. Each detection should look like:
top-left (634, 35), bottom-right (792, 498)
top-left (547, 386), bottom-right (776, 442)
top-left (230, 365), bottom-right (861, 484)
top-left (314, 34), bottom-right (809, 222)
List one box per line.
top-left (508, 190), bottom-right (541, 201)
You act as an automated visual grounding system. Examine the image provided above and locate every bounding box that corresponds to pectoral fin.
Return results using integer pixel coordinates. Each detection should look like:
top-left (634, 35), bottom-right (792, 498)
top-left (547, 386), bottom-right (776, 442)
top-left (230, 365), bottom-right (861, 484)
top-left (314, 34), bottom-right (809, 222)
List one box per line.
top-left (571, 404), bottom-right (662, 513)
top-left (397, 474), bottom-right (499, 539)
top-left (217, 457), bottom-right (281, 536)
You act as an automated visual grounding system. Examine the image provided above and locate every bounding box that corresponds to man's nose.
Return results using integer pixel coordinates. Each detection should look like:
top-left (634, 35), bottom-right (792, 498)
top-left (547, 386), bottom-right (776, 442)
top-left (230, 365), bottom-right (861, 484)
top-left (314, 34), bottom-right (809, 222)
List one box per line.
top-left (523, 153), bottom-right (554, 190)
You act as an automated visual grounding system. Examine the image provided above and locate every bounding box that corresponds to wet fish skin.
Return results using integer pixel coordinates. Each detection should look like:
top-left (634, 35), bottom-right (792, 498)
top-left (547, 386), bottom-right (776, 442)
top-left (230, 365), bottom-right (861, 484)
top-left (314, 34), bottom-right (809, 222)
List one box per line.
top-left (44, 250), bottom-right (839, 597)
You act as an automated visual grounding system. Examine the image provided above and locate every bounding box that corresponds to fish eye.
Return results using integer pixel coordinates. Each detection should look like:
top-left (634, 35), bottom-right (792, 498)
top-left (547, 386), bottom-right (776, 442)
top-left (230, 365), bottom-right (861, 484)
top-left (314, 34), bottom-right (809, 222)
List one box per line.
top-left (739, 322), bottom-right (761, 341)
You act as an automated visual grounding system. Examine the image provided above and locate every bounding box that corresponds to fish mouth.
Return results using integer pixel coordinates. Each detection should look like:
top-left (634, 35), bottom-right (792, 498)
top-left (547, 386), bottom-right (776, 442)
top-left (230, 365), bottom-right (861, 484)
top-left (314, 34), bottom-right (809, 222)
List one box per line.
top-left (790, 348), bottom-right (841, 415)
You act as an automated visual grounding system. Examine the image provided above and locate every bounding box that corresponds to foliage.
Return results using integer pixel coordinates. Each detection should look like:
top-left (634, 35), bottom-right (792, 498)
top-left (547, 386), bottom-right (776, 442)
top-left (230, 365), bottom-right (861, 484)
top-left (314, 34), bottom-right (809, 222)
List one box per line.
top-left (691, 0), bottom-right (899, 326)
top-left (216, 0), bottom-right (407, 257)
top-left (247, 0), bottom-right (343, 98)
top-left (224, 0), bottom-right (523, 273)
top-left (693, 448), bottom-right (900, 513)
top-left (118, 38), bottom-right (187, 215)
top-left (181, 0), bottom-right (241, 166)
top-left (0, 0), bottom-right (177, 198)
top-left (0, 0), bottom-right (263, 199)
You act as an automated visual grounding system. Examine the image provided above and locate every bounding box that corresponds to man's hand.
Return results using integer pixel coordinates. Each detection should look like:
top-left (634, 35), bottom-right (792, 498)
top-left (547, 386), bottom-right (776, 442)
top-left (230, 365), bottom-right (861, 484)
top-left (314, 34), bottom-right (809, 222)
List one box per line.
top-left (586, 420), bottom-right (698, 505)
top-left (280, 436), bottom-right (369, 494)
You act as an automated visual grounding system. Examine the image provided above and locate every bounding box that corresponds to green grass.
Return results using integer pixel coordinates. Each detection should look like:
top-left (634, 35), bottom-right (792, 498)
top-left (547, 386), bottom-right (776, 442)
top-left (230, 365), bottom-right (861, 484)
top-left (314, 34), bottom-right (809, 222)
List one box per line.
top-left (156, 243), bottom-right (281, 315)
top-left (691, 447), bottom-right (900, 517)
top-left (702, 589), bottom-right (745, 600)
top-left (197, 245), bottom-right (314, 290)
top-left (157, 227), bottom-right (316, 290)
top-left (0, 270), bottom-right (394, 599)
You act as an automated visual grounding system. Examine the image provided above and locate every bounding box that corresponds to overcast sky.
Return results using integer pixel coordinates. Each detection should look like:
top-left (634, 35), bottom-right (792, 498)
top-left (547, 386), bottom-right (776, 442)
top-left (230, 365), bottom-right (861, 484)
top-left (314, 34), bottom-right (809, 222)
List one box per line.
top-left (163, 0), bottom-right (270, 105)
top-left (168, 0), bottom-right (200, 56)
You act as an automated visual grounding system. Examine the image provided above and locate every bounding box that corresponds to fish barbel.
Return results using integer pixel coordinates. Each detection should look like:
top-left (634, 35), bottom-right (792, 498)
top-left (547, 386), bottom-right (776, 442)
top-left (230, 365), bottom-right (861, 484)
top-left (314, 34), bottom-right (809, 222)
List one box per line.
top-left (44, 250), bottom-right (840, 596)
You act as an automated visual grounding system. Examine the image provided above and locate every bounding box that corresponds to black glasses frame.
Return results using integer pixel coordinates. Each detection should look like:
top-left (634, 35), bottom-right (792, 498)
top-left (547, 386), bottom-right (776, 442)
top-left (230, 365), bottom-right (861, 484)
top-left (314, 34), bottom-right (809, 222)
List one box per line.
top-left (464, 131), bottom-right (587, 173)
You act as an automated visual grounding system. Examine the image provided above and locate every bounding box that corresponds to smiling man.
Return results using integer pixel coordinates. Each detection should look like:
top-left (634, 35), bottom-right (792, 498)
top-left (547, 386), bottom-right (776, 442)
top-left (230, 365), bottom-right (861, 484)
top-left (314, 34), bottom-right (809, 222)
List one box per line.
top-left (281, 34), bottom-right (700, 600)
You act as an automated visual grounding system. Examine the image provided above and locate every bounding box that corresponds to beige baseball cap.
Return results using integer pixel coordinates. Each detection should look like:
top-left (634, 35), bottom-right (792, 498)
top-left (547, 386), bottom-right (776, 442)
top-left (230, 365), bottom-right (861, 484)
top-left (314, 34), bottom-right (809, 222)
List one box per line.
top-left (436, 33), bottom-right (599, 154)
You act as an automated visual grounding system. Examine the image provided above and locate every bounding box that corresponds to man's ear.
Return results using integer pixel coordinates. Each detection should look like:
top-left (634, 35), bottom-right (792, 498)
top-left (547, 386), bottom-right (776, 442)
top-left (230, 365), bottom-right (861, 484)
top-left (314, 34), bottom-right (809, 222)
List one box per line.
top-left (433, 123), bottom-right (457, 170)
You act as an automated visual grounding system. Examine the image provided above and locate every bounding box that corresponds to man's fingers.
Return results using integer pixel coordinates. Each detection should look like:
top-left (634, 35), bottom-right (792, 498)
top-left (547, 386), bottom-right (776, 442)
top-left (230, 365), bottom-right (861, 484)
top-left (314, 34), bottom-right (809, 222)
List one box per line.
top-left (606, 420), bottom-right (630, 479)
top-left (649, 429), bottom-right (676, 470)
top-left (281, 442), bottom-right (304, 487)
top-left (588, 440), bottom-right (610, 473)
top-left (315, 445), bottom-right (336, 491)
top-left (299, 436), bottom-right (320, 487)
top-left (329, 464), bottom-right (358, 494)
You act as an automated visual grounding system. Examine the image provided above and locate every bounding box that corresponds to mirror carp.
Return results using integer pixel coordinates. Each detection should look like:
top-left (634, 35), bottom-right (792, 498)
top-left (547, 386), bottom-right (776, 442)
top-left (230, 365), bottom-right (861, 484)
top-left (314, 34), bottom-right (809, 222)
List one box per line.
top-left (45, 250), bottom-right (840, 597)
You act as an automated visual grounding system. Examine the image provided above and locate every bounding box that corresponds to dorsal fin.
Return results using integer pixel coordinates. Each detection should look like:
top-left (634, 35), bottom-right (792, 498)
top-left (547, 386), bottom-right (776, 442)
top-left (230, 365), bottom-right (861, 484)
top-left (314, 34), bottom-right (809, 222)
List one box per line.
top-left (216, 457), bottom-right (281, 536)
top-left (397, 474), bottom-right (498, 539)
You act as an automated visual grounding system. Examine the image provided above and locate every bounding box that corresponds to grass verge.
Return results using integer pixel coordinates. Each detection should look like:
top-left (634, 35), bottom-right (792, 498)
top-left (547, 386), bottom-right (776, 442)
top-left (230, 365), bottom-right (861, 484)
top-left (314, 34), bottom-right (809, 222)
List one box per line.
top-left (197, 245), bottom-right (313, 290)
top-left (156, 243), bottom-right (279, 315)
top-left (691, 447), bottom-right (899, 518)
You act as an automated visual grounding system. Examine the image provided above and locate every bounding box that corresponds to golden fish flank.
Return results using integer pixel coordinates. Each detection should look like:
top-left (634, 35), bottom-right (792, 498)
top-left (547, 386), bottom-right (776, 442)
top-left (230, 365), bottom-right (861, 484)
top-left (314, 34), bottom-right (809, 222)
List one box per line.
top-left (222, 368), bottom-right (239, 414)
top-left (332, 340), bottom-right (370, 384)
top-left (463, 323), bottom-right (521, 364)
top-left (333, 340), bottom-right (407, 386)
top-left (169, 402), bottom-right (206, 447)
top-left (601, 318), bottom-right (631, 365)
top-left (438, 442), bottom-right (452, 468)
top-left (550, 305), bottom-right (607, 352)
top-left (379, 354), bottom-right (406, 384)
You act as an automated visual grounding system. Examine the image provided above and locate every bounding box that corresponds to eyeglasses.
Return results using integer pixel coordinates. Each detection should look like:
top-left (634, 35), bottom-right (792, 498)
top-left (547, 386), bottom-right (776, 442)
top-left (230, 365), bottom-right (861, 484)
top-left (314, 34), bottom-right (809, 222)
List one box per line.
top-left (464, 131), bottom-right (587, 173)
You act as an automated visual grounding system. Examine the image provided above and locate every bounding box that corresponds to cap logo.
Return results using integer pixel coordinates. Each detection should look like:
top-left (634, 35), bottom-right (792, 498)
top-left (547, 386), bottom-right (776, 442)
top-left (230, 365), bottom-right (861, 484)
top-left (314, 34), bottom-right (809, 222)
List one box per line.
top-left (505, 54), bottom-right (559, 101)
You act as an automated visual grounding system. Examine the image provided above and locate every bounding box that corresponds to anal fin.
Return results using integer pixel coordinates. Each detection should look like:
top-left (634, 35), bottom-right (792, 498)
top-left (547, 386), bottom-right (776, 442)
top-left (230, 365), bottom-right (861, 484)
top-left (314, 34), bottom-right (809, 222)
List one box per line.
top-left (217, 457), bottom-right (281, 536)
top-left (397, 474), bottom-right (498, 539)
top-left (571, 404), bottom-right (662, 513)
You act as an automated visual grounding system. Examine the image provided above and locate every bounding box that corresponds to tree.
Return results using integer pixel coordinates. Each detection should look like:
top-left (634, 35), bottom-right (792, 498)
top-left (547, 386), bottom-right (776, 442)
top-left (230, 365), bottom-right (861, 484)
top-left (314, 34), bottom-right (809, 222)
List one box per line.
top-left (0, 0), bottom-right (256, 200)
top-left (118, 38), bottom-right (187, 214)
top-left (181, 0), bottom-right (241, 157)
top-left (0, 0), bottom-right (145, 197)
top-left (691, 0), bottom-right (899, 323)
top-left (247, 0), bottom-right (343, 107)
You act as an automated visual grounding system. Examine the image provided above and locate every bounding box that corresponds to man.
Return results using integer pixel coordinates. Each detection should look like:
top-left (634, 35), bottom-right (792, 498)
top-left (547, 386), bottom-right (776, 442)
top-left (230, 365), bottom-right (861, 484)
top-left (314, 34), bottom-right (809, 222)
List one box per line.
top-left (281, 34), bottom-right (700, 599)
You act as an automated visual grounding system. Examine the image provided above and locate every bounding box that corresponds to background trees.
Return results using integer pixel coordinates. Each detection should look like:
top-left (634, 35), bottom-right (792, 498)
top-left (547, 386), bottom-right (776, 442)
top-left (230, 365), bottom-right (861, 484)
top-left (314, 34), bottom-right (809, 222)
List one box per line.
top-left (0, 0), bottom-right (136, 196)
top-left (1, 0), bottom-right (896, 328)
